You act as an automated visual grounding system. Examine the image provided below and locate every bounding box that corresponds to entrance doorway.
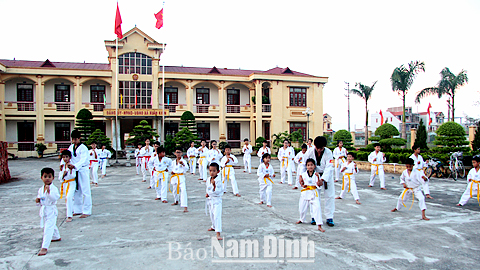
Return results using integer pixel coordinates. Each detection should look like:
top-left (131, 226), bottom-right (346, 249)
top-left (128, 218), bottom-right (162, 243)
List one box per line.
top-left (18, 122), bottom-right (34, 151)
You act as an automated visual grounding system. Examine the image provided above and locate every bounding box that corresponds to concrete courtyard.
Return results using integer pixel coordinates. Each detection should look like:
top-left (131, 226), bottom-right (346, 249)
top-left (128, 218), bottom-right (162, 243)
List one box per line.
top-left (1, 156), bottom-right (480, 269)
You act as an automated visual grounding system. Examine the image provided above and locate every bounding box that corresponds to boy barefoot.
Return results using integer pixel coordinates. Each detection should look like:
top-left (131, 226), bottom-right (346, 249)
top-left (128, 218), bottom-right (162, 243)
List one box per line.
top-left (220, 144), bottom-right (241, 197)
top-left (391, 158), bottom-right (429, 220)
top-left (148, 146), bottom-right (172, 203)
top-left (36, 168), bottom-right (61, 256)
top-left (59, 150), bottom-right (77, 222)
top-left (336, 152), bottom-right (361, 204)
top-left (170, 147), bottom-right (189, 212)
top-left (257, 153), bottom-right (275, 207)
top-left (296, 159), bottom-right (325, 232)
top-left (457, 155), bottom-right (480, 206)
top-left (368, 143), bottom-right (387, 189)
top-left (206, 163), bottom-right (224, 240)
top-left (410, 144), bottom-right (433, 199)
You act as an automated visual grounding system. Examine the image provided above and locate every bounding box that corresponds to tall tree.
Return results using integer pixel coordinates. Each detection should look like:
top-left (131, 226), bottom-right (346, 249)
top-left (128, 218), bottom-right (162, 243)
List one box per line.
top-left (179, 111), bottom-right (197, 135)
top-left (414, 119), bottom-right (428, 150)
top-left (471, 122), bottom-right (480, 152)
top-left (390, 60), bottom-right (425, 140)
top-left (415, 67), bottom-right (468, 121)
top-left (75, 108), bottom-right (96, 142)
top-left (351, 81), bottom-right (377, 145)
top-left (126, 120), bottom-right (159, 146)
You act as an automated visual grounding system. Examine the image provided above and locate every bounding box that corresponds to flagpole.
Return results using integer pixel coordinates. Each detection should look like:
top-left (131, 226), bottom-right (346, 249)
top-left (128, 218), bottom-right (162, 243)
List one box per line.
top-left (115, 37), bottom-right (119, 163)
top-left (162, 42), bottom-right (165, 145)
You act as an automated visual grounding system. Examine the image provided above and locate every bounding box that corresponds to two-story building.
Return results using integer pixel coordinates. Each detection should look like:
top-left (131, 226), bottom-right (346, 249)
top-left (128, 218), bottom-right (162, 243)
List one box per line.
top-left (0, 27), bottom-right (328, 157)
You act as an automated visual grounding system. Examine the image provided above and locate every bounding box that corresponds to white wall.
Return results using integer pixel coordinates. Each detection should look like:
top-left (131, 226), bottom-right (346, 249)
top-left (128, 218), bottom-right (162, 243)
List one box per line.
top-left (82, 80), bottom-right (111, 104)
top-left (370, 111), bottom-right (401, 132)
top-left (44, 78), bottom-right (74, 103)
top-left (4, 78), bottom-right (36, 101)
top-left (194, 82), bottom-right (218, 105)
top-left (240, 122), bottom-right (250, 140)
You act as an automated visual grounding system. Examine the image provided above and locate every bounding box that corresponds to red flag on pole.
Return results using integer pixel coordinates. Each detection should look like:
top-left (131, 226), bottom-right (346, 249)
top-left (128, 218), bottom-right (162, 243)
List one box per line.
top-left (115, 3), bottom-right (123, 39)
top-left (379, 110), bottom-right (384, 125)
top-left (427, 103), bottom-right (432, 125)
top-left (155, 8), bottom-right (164, 29)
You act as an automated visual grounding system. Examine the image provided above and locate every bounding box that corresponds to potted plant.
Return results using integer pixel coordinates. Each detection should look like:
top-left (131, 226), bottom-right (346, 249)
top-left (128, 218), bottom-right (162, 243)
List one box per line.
top-left (35, 143), bottom-right (47, 158)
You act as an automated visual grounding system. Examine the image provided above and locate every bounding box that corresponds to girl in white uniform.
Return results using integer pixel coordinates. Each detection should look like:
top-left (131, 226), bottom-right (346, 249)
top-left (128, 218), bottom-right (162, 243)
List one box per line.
top-left (208, 140), bottom-right (223, 165)
top-left (197, 139), bottom-right (209, 182)
top-left (170, 147), bottom-right (189, 212)
top-left (220, 144), bottom-right (240, 196)
top-left (242, 139), bottom-right (253, 173)
top-left (293, 144), bottom-right (308, 189)
top-left (187, 141), bottom-right (197, 174)
top-left (296, 158), bottom-right (325, 232)
top-left (336, 152), bottom-right (361, 204)
top-left (257, 153), bottom-right (275, 207)
top-left (206, 162), bottom-right (224, 240)
top-left (256, 141), bottom-right (271, 166)
top-left (36, 167), bottom-right (61, 256)
top-left (391, 158), bottom-right (429, 220)
top-left (333, 140), bottom-right (347, 182)
top-left (410, 145), bottom-right (433, 199)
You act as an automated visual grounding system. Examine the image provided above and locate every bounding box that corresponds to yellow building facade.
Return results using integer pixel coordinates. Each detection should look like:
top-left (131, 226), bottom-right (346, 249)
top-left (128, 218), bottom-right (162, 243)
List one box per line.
top-left (0, 27), bottom-right (328, 157)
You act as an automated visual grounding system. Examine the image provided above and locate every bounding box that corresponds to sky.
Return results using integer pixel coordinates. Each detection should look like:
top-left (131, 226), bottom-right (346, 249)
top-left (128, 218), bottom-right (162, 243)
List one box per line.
top-left (1, 0), bottom-right (479, 131)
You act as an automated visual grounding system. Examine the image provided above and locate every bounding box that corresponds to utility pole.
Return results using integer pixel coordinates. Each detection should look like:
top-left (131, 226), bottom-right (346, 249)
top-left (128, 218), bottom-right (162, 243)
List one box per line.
top-left (344, 82), bottom-right (351, 131)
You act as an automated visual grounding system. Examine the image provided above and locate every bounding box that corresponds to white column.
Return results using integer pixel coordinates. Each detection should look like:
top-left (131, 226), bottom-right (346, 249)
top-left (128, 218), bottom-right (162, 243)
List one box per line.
top-left (111, 119), bottom-right (117, 150)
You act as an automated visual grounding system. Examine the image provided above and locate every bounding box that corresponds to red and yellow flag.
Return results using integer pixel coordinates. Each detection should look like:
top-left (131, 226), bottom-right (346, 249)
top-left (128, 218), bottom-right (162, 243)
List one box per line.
top-left (155, 8), bottom-right (164, 29)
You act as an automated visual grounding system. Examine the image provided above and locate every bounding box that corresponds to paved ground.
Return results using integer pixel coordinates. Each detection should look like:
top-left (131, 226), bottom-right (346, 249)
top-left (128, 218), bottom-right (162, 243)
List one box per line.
top-left (1, 156), bottom-right (480, 270)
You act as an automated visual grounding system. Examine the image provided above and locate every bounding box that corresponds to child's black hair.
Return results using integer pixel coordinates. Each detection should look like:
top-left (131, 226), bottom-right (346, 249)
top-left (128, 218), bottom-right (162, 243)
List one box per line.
top-left (138, 142), bottom-right (143, 146)
top-left (373, 143), bottom-right (381, 147)
top-left (337, 140), bottom-right (343, 146)
top-left (305, 158), bottom-right (316, 166)
top-left (209, 162), bottom-right (220, 172)
top-left (405, 158), bottom-right (415, 165)
top-left (61, 149), bottom-right (72, 158)
top-left (224, 144), bottom-right (231, 150)
top-left (41, 167), bottom-right (55, 177)
top-left (174, 146), bottom-right (183, 152)
top-left (201, 139), bottom-right (207, 143)
top-left (412, 144), bottom-right (420, 151)
top-left (314, 136), bottom-right (327, 148)
top-left (308, 138), bottom-right (313, 142)
top-left (262, 153), bottom-right (271, 160)
top-left (347, 152), bottom-right (356, 158)
top-left (157, 146), bottom-right (166, 154)
top-left (244, 138), bottom-right (249, 142)
top-left (283, 139), bottom-right (290, 143)
top-left (301, 143), bottom-right (307, 149)
top-left (90, 141), bottom-right (97, 145)
top-left (472, 155), bottom-right (480, 163)
top-left (154, 141), bottom-right (161, 146)
top-left (71, 129), bottom-right (81, 139)
top-left (210, 140), bottom-right (217, 145)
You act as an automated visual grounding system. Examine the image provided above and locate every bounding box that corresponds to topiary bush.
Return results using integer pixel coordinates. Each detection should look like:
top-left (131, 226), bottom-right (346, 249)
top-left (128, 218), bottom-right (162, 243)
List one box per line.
top-left (333, 129), bottom-right (353, 149)
top-left (433, 121), bottom-right (469, 147)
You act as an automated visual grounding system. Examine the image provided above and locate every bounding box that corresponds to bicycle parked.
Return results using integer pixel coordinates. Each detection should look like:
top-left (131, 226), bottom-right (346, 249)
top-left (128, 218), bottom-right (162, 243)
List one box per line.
top-left (449, 151), bottom-right (466, 181)
top-left (425, 155), bottom-right (445, 178)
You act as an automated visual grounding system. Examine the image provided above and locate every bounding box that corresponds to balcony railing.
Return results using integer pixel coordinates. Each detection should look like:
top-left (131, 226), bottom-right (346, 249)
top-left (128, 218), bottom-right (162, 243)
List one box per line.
top-left (262, 104), bottom-right (271, 112)
top-left (8, 141), bottom-right (36, 151)
top-left (46, 141), bottom-right (71, 151)
top-left (194, 104), bottom-right (218, 113)
top-left (5, 101), bottom-right (36, 111)
top-left (159, 103), bottom-right (187, 113)
top-left (226, 105), bottom-right (251, 113)
top-left (45, 102), bottom-right (74, 112)
top-left (82, 102), bottom-right (111, 111)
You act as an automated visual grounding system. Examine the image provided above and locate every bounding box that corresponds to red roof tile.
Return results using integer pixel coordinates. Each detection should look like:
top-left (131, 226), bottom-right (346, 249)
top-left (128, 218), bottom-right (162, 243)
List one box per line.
top-left (0, 59), bottom-right (111, 70)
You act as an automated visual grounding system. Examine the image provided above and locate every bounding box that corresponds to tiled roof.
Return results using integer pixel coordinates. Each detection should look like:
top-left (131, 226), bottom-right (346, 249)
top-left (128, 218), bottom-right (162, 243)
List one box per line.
top-left (0, 59), bottom-right (111, 70)
top-left (0, 59), bottom-right (319, 77)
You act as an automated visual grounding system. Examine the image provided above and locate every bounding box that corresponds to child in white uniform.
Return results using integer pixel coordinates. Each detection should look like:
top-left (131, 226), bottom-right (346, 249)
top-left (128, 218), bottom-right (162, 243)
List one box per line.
top-left (208, 140), bottom-right (223, 165)
top-left (187, 141), bottom-right (197, 174)
top-left (410, 145), bottom-right (433, 199)
top-left (256, 140), bottom-right (271, 166)
top-left (220, 144), bottom-right (241, 197)
top-left (457, 155), bottom-right (480, 206)
top-left (147, 141), bottom-right (161, 189)
top-left (89, 142), bottom-right (100, 186)
top-left (36, 167), bottom-right (61, 256)
top-left (242, 138), bottom-right (253, 173)
top-left (170, 147), bottom-right (189, 212)
top-left (293, 144), bottom-right (308, 189)
top-left (288, 141), bottom-right (296, 174)
top-left (206, 163), bottom-right (224, 240)
top-left (333, 140), bottom-right (347, 182)
top-left (98, 145), bottom-right (112, 178)
top-left (368, 143), bottom-right (386, 189)
top-left (148, 146), bottom-right (172, 202)
top-left (278, 140), bottom-right (293, 184)
top-left (134, 143), bottom-right (142, 175)
top-left (296, 158), bottom-right (325, 232)
top-left (336, 152), bottom-right (361, 204)
top-left (139, 138), bottom-right (154, 184)
top-left (257, 153), bottom-right (276, 207)
top-left (59, 150), bottom-right (77, 222)
top-left (391, 158), bottom-right (429, 220)
top-left (307, 138), bottom-right (314, 150)
top-left (197, 139), bottom-right (209, 182)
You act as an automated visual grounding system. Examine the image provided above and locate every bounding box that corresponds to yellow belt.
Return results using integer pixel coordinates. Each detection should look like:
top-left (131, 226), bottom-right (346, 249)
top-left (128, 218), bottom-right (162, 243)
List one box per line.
top-left (60, 178), bottom-right (75, 199)
top-left (342, 173), bottom-right (353, 192)
top-left (223, 165), bottom-right (233, 183)
top-left (372, 164), bottom-right (380, 175)
top-left (155, 170), bottom-right (166, 187)
top-left (199, 156), bottom-right (206, 166)
top-left (401, 188), bottom-right (415, 210)
top-left (301, 185), bottom-right (318, 197)
top-left (282, 158), bottom-right (288, 168)
top-left (337, 157), bottom-right (346, 168)
top-left (264, 176), bottom-right (274, 185)
top-left (170, 173), bottom-right (184, 194)
top-left (470, 180), bottom-right (480, 205)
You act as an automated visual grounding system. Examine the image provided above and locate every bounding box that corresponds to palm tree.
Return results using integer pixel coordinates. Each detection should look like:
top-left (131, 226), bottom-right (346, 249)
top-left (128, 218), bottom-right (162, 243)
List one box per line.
top-left (351, 81), bottom-right (377, 145)
top-left (415, 67), bottom-right (468, 121)
top-left (390, 60), bottom-right (425, 140)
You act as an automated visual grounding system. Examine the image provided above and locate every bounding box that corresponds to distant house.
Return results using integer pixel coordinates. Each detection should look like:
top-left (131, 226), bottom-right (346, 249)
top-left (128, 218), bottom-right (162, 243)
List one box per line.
top-left (323, 113), bottom-right (334, 137)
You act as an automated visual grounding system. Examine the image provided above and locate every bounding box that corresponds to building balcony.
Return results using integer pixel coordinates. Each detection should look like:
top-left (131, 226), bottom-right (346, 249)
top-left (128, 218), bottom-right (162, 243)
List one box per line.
top-left (252, 104), bottom-right (271, 113)
top-left (193, 104), bottom-right (219, 114)
top-left (44, 102), bottom-right (75, 112)
top-left (226, 105), bottom-right (251, 115)
top-left (159, 103), bottom-right (187, 115)
top-left (45, 141), bottom-right (71, 151)
top-left (4, 101), bottom-right (36, 112)
top-left (82, 102), bottom-right (111, 115)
